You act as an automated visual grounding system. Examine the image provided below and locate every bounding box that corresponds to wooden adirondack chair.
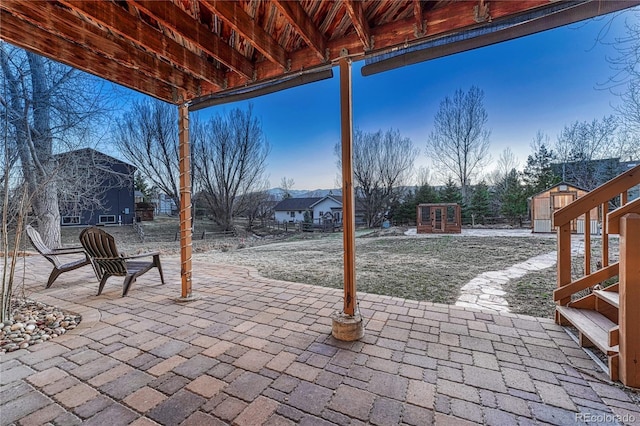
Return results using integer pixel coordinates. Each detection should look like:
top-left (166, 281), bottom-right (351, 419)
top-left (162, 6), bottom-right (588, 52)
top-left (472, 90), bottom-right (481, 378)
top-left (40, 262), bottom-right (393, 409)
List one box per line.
top-left (25, 225), bottom-right (92, 288)
top-left (79, 227), bottom-right (165, 296)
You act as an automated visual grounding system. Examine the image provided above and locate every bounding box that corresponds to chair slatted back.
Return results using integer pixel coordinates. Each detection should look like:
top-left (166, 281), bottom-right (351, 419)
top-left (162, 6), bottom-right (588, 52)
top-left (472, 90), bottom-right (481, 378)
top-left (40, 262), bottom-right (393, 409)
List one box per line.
top-left (79, 227), bottom-right (127, 277)
top-left (26, 225), bottom-right (60, 267)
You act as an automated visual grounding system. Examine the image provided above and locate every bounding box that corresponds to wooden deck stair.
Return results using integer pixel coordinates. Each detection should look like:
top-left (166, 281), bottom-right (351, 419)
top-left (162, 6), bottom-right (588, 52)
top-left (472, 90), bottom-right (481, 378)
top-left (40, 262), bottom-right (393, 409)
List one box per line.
top-left (593, 289), bottom-right (619, 308)
top-left (553, 163), bottom-right (640, 387)
top-left (556, 305), bottom-right (618, 354)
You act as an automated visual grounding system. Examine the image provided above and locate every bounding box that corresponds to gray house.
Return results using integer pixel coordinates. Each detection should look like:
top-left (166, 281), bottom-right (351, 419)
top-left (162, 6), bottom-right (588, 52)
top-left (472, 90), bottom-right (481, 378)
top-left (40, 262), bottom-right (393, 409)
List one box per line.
top-left (57, 148), bottom-right (136, 226)
top-left (274, 194), bottom-right (366, 225)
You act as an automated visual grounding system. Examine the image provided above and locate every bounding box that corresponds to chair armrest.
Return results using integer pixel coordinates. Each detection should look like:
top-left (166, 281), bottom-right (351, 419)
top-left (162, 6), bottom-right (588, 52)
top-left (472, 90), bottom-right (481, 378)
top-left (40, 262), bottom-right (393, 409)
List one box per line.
top-left (121, 251), bottom-right (160, 260)
top-left (51, 247), bottom-right (86, 255)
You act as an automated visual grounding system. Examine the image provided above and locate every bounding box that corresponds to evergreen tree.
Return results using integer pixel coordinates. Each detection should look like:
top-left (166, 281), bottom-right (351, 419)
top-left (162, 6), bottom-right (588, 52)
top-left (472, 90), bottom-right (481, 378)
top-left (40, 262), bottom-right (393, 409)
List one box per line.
top-left (439, 177), bottom-right (462, 204)
top-left (415, 182), bottom-right (440, 204)
top-left (389, 191), bottom-right (414, 224)
top-left (499, 169), bottom-right (528, 225)
top-left (522, 142), bottom-right (560, 196)
top-left (134, 172), bottom-right (152, 201)
top-left (469, 180), bottom-right (491, 224)
top-left (392, 182), bottom-right (440, 224)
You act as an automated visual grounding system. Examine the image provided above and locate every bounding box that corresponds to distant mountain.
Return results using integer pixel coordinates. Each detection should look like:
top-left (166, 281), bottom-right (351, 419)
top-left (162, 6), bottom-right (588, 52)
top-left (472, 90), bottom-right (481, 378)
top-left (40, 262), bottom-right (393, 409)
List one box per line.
top-left (267, 188), bottom-right (341, 200)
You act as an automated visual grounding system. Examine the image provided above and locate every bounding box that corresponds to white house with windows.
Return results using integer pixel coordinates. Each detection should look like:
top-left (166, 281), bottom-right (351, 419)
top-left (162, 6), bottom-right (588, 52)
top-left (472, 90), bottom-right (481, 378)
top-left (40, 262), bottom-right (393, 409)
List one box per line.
top-left (274, 195), bottom-right (343, 224)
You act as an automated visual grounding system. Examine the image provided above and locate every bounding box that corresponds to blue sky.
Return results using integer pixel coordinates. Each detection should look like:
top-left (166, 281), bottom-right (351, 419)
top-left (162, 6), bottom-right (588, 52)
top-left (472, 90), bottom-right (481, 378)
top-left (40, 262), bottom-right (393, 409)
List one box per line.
top-left (127, 7), bottom-right (637, 190)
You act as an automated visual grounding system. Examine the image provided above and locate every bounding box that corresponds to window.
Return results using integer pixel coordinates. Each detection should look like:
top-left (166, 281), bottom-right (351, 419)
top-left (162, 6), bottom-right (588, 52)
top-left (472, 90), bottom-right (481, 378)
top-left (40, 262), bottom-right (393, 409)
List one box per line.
top-left (99, 215), bottom-right (116, 224)
top-left (290, 211), bottom-right (295, 218)
top-left (62, 216), bottom-right (80, 225)
top-left (447, 206), bottom-right (457, 223)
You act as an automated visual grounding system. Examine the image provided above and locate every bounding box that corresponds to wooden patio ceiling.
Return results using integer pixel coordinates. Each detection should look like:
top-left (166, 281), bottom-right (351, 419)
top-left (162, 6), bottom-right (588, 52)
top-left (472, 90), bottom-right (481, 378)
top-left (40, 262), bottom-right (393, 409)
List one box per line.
top-left (2, 0), bottom-right (637, 108)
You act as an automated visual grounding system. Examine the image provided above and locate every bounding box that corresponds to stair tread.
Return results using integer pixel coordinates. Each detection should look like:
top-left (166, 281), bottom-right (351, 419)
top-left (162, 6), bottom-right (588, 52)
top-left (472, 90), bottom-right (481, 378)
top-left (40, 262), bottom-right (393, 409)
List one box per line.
top-left (557, 306), bottom-right (619, 354)
top-left (594, 289), bottom-right (619, 308)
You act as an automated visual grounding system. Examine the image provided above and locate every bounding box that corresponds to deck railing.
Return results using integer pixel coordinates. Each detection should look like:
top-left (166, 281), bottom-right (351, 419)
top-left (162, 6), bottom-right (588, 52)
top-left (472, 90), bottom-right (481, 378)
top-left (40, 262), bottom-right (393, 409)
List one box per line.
top-left (552, 163), bottom-right (640, 386)
top-left (553, 165), bottom-right (640, 302)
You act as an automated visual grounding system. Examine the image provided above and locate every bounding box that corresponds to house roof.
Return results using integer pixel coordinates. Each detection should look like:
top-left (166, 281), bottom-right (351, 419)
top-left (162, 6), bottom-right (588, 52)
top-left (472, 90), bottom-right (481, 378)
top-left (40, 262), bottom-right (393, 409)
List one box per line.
top-left (274, 197), bottom-right (324, 211)
top-left (55, 148), bottom-right (136, 170)
top-left (2, 1), bottom-right (635, 106)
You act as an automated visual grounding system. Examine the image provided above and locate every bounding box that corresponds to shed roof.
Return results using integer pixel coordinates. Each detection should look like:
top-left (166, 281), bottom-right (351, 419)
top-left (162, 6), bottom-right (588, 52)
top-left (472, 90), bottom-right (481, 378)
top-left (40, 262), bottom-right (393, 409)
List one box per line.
top-left (529, 181), bottom-right (590, 200)
top-left (2, 1), bottom-right (636, 106)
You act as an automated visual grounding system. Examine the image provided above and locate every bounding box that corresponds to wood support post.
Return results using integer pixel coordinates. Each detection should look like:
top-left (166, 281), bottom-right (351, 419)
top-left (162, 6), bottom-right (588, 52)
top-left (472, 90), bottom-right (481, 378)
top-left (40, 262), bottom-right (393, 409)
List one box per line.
top-left (619, 213), bottom-right (640, 387)
top-left (178, 104), bottom-right (193, 299)
top-left (602, 202), bottom-right (609, 267)
top-left (584, 210), bottom-right (590, 275)
top-left (339, 57), bottom-right (356, 316)
top-left (331, 58), bottom-right (363, 341)
top-left (555, 223), bottom-right (572, 315)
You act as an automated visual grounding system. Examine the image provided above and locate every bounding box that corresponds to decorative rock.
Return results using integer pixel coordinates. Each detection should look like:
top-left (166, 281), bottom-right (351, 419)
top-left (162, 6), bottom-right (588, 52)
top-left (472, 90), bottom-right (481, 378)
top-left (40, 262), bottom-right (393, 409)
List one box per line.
top-left (0, 299), bottom-right (81, 353)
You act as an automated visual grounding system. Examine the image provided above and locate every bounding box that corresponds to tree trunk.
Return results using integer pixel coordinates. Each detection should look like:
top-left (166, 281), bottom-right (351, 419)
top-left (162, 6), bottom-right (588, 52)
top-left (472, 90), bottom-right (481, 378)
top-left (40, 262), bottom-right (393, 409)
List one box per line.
top-left (28, 53), bottom-right (61, 248)
top-left (33, 168), bottom-right (61, 248)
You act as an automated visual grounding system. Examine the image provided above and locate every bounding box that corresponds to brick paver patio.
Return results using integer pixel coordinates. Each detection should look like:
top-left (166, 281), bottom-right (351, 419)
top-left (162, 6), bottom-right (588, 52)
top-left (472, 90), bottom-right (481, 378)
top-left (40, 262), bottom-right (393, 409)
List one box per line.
top-left (1, 254), bottom-right (638, 425)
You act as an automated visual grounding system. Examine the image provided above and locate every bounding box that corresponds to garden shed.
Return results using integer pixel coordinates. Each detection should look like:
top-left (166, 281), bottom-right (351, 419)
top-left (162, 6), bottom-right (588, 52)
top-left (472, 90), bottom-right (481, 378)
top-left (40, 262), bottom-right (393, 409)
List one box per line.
top-left (530, 182), bottom-right (599, 233)
top-left (417, 203), bottom-right (461, 234)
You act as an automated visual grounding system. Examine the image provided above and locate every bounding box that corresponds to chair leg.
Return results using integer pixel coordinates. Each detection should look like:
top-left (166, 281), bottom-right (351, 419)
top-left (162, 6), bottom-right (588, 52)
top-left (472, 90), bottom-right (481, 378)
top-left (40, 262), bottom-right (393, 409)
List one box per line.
top-left (122, 275), bottom-right (137, 297)
top-left (154, 255), bottom-right (166, 285)
top-left (46, 268), bottom-right (62, 289)
top-left (97, 275), bottom-right (110, 296)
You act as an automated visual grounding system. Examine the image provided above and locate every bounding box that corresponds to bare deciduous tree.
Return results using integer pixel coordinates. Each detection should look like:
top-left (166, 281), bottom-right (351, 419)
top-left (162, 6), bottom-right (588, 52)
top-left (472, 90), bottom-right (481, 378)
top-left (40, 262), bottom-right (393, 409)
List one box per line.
top-left (602, 13), bottom-right (640, 160)
top-left (426, 85), bottom-right (491, 204)
top-left (114, 99), bottom-right (181, 209)
top-left (555, 116), bottom-right (620, 189)
top-left (280, 176), bottom-right (295, 199)
top-left (192, 106), bottom-right (270, 231)
top-left (336, 128), bottom-right (417, 227)
top-left (0, 45), bottom-right (111, 247)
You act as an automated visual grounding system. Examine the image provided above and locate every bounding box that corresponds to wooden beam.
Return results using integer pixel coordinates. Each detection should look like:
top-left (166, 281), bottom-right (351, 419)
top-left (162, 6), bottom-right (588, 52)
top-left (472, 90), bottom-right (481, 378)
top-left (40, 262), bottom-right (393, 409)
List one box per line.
top-left (0, 9), bottom-right (180, 103)
top-left (58, 0), bottom-right (226, 88)
top-left (343, 0), bottom-right (372, 51)
top-left (1, 1), bottom-right (202, 99)
top-left (413, 0), bottom-right (425, 36)
top-left (200, 0), bottom-right (287, 69)
top-left (178, 104), bottom-right (193, 299)
top-left (230, 0), bottom-right (555, 87)
top-left (339, 58), bottom-right (356, 317)
top-left (331, 0), bottom-right (553, 58)
top-left (271, 0), bottom-right (326, 60)
top-left (132, 0), bottom-right (254, 80)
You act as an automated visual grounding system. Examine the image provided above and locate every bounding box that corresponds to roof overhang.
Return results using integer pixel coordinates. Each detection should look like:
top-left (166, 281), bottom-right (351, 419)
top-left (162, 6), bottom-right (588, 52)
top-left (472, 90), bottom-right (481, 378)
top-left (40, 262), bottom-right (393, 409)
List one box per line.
top-left (2, 1), bottom-right (637, 106)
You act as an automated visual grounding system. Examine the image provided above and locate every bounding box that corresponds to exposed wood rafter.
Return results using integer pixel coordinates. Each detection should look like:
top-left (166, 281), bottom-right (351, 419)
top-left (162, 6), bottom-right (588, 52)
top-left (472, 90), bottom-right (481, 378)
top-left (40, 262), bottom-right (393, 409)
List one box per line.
top-left (200, 0), bottom-right (287, 70)
top-left (131, 0), bottom-right (255, 80)
top-left (1, 0), bottom-right (633, 106)
top-left (413, 0), bottom-right (425, 36)
top-left (0, 9), bottom-right (179, 102)
top-left (57, 0), bottom-right (226, 89)
top-left (271, 0), bottom-right (326, 60)
top-left (343, 0), bottom-right (372, 51)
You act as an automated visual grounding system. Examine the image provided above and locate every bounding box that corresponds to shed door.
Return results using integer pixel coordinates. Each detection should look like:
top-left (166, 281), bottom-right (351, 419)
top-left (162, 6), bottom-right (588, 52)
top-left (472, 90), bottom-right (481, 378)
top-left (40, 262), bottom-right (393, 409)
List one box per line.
top-left (552, 192), bottom-right (578, 231)
top-left (431, 207), bottom-right (446, 232)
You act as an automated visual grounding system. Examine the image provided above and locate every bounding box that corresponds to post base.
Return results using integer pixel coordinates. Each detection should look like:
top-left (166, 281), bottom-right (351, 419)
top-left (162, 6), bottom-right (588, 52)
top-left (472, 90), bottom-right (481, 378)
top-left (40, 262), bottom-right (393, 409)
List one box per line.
top-left (174, 293), bottom-right (200, 303)
top-left (331, 311), bottom-right (364, 341)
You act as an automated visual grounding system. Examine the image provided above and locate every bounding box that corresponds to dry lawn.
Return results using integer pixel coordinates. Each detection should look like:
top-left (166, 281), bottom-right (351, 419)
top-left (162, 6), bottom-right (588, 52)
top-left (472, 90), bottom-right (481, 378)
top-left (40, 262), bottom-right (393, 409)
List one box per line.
top-left (58, 220), bottom-right (568, 316)
top-left (193, 230), bottom-right (558, 305)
